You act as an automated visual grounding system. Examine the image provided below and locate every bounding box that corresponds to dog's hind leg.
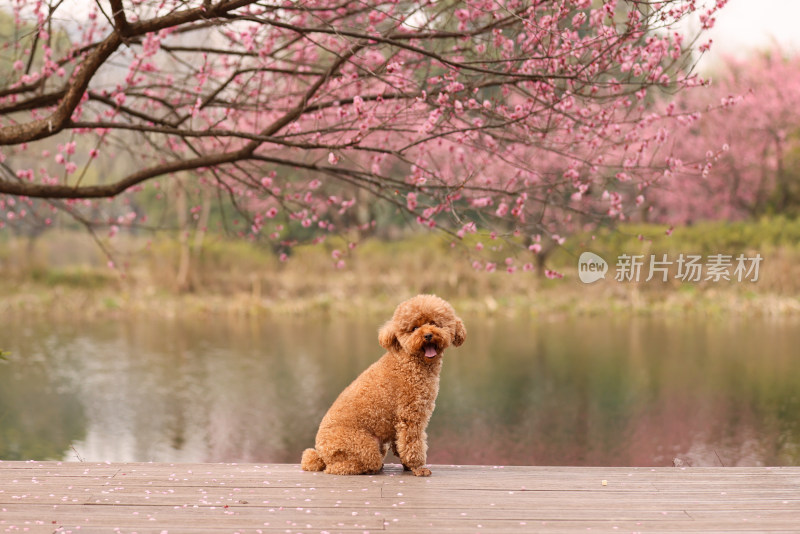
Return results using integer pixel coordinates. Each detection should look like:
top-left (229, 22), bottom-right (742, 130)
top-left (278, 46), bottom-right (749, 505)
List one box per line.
top-left (320, 429), bottom-right (384, 475)
top-left (301, 448), bottom-right (325, 471)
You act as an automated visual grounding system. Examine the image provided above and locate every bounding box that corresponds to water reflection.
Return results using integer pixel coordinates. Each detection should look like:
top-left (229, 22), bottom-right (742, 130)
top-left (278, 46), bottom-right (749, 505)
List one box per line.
top-left (1, 314), bottom-right (798, 466)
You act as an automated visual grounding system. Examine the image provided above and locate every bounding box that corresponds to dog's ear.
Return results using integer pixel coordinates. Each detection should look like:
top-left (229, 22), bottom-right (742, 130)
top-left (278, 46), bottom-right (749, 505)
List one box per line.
top-left (452, 317), bottom-right (466, 347)
top-left (378, 321), bottom-right (401, 351)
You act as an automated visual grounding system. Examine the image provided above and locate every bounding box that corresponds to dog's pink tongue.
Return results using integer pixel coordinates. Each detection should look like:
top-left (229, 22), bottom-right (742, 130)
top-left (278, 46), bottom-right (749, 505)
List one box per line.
top-left (424, 345), bottom-right (437, 358)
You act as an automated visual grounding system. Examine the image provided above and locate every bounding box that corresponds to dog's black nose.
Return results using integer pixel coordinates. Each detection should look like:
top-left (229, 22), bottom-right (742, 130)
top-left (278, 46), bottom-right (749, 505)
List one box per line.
top-left (424, 333), bottom-right (433, 341)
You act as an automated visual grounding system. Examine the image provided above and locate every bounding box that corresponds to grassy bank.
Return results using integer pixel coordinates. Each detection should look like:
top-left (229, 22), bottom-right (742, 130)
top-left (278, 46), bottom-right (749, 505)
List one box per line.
top-left (1, 218), bottom-right (799, 319)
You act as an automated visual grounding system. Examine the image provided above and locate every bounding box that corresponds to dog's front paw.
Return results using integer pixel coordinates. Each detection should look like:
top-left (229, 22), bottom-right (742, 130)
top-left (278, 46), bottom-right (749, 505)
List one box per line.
top-left (411, 466), bottom-right (431, 477)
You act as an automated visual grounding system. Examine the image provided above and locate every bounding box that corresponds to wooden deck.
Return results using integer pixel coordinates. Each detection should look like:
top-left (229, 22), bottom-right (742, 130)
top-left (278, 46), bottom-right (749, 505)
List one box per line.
top-left (1, 462), bottom-right (798, 533)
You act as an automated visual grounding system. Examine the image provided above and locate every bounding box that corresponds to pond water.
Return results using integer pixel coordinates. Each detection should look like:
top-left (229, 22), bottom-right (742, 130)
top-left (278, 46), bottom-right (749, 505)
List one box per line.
top-left (1, 314), bottom-right (798, 466)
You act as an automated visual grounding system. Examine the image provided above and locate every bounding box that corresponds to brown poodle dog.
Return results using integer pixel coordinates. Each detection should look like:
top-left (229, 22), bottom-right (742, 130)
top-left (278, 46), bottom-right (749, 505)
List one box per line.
top-left (301, 294), bottom-right (466, 477)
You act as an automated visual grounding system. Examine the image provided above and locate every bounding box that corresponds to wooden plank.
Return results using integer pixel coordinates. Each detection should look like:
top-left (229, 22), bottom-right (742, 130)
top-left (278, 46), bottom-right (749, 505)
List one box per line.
top-left (1, 462), bottom-right (799, 534)
top-left (0, 494), bottom-right (92, 505)
top-left (376, 493), bottom-right (800, 509)
top-left (381, 519), bottom-right (800, 533)
top-left (5, 527), bottom-right (800, 534)
top-left (0, 502), bottom-right (692, 519)
top-left (4, 462), bottom-right (795, 477)
top-left (4, 527), bottom-right (800, 534)
top-left (0, 503), bottom-right (384, 527)
top-left (84, 486), bottom-right (382, 506)
top-left (0, 502), bottom-right (696, 521)
top-left (0, 462), bottom-right (119, 476)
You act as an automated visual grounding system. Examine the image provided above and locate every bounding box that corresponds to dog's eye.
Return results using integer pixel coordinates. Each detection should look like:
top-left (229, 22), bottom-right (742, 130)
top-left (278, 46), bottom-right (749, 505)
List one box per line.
top-left (412, 326), bottom-right (418, 332)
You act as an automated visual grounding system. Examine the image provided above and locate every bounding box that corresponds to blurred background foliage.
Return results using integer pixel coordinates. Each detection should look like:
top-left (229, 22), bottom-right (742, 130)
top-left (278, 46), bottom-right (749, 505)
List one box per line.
top-left (1, 216), bottom-right (799, 318)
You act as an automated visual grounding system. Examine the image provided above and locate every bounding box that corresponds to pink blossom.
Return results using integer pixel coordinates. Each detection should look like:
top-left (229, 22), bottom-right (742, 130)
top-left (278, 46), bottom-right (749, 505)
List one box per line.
top-left (406, 192), bottom-right (417, 211)
top-left (470, 197), bottom-right (493, 208)
top-left (386, 61), bottom-right (403, 73)
top-left (461, 222), bottom-right (477, 234)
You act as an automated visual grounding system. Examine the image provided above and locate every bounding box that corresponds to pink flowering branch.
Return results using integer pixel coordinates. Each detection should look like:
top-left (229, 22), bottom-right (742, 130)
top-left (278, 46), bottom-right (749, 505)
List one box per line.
top-left (0, 0), bottom-right (727, 253)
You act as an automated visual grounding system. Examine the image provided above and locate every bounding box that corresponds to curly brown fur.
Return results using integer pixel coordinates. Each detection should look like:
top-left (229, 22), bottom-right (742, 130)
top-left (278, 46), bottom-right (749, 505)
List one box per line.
top-left (301, 294), bottom-right (466, 477)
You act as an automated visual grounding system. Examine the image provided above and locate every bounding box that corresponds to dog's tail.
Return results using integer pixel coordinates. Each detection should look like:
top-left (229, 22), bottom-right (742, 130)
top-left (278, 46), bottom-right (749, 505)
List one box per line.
top-left (301, 448), bottom-right (325, 472)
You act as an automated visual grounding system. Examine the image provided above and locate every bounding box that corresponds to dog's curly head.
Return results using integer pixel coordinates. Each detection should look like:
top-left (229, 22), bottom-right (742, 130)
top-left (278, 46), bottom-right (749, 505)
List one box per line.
top-left (378, 294), bottom-right (466, 360)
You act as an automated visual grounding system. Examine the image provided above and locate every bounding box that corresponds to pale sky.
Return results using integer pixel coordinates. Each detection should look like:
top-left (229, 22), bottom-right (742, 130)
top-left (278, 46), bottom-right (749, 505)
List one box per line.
top-left (3, 0), bottom-right (796, 72)
top-left (700, 0), bottom-right (800, 70)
